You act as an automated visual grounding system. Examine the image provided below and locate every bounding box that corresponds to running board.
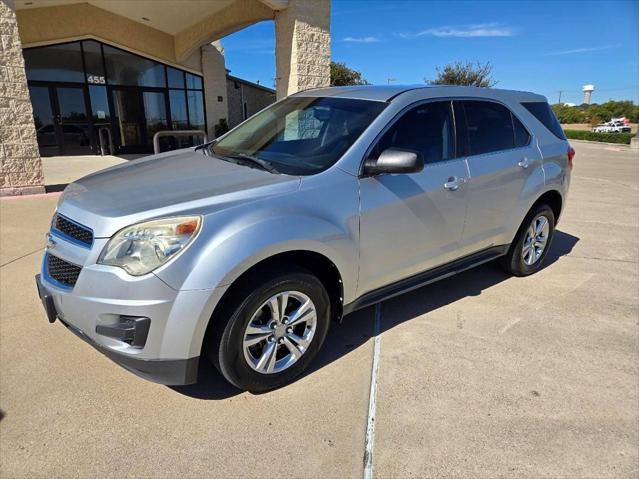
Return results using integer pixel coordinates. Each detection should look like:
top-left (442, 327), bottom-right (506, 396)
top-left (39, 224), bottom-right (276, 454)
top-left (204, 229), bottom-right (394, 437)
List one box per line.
top-left (343, 245), bottom-right (509, 315)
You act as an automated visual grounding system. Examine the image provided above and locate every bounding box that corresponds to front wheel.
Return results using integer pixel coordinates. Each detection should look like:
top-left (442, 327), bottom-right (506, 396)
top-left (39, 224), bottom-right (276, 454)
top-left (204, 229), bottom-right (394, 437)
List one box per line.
top-left (209, 266), bottom-right (330, 392)
top-left (500, 204), bottom-right (555, 276)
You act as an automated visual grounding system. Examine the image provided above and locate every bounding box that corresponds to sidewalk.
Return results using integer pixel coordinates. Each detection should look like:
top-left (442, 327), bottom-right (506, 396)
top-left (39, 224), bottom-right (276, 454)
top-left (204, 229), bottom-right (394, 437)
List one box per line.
top-left (41, 154), bottom-right (146, 191)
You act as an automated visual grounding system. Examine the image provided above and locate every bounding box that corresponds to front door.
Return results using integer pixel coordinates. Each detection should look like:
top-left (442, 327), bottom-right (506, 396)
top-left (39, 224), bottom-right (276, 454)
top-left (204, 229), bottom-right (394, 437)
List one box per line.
top-left (111, 87), bottom-right (169, 153)
top-left (29, 84), bottom-right (92, 156)
top-left (358, 100), bottom-right (470, 296)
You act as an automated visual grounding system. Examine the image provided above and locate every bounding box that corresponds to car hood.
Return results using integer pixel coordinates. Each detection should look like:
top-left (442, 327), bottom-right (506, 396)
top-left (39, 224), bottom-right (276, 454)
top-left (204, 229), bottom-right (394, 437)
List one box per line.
top-left (57, 148), bottom-right (301, 237)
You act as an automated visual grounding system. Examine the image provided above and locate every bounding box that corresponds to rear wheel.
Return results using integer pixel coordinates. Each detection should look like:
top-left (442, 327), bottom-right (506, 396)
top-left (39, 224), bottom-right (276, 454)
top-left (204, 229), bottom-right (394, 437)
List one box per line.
top-left (209, 265), bottom-right (330, 392)
top-left (500, 204), bottom-right (555, 276)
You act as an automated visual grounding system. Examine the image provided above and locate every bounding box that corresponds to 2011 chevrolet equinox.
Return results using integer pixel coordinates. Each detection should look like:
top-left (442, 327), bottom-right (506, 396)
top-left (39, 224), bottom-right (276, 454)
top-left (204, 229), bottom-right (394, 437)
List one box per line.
top-left (36, 85), bottom-right (572, 392)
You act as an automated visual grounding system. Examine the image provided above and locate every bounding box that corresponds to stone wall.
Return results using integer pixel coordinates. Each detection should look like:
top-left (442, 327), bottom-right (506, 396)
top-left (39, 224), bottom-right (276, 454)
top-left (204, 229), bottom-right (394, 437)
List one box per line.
top-left (202, 42), bottom-right (229, 139)
top-left (0, 0), bottom-right (44, 196)
top-left (275, 0), bottom-right (330, 99)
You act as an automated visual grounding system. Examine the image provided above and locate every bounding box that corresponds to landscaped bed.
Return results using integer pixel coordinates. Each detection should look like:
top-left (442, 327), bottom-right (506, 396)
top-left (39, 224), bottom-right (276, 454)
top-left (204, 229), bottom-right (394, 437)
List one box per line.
top-left (564, 129), bottom-right (634, 145)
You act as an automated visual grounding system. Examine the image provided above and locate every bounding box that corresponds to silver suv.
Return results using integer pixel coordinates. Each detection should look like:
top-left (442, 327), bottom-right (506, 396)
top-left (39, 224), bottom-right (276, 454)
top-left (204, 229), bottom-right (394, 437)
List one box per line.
top-left (36, 85), bottom-right (572, 392)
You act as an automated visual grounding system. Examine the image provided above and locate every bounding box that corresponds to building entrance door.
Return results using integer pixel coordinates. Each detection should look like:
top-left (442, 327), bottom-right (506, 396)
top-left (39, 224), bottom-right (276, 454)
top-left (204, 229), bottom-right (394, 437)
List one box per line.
top-left (111, 87), bottom-right (169, 153)
top-left (28, 83), bottom-right (92, 156)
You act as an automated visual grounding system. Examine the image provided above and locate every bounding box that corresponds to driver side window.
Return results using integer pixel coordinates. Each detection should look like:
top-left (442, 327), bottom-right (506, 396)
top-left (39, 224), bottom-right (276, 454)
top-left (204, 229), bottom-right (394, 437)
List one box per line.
top-left (373, 101), bottom-right (455, 164)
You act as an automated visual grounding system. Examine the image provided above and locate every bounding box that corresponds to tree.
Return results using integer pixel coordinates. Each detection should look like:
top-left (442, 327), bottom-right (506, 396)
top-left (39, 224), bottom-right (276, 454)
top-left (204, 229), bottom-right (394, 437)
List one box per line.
top-left (551, 104), bottom-right (587, 124)
top-left (551, 100), bottom-right (639, 124)
top-left (330, 61), bottom-right (369, 86)
top-left (428, 61), bottom-right (497, 88)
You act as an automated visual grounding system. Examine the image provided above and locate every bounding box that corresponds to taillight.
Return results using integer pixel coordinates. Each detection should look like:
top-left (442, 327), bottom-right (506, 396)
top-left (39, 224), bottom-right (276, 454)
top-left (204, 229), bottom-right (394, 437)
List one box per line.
top-left (567, 145), bottom-right (575, 170)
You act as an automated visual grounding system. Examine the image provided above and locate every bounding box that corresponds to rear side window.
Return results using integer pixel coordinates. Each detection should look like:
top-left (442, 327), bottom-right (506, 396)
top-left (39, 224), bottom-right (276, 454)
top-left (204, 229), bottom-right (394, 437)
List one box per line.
top-left (513, 115), bottom-right (531, 147)
top-left (461, 101), bottom-right (515, 155)
top-left (522, 101), bottom-right (566, 140)
top-left (375, 101), bottom-right (455, 164)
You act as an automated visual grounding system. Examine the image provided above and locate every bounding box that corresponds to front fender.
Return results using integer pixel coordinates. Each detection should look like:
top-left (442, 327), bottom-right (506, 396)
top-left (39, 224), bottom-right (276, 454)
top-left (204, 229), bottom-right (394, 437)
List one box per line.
top-left (155, 207), bottom-right (359, 302)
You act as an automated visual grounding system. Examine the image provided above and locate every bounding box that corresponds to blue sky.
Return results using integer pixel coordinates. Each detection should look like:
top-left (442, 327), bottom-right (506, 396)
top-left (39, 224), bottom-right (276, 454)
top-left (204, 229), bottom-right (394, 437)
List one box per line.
top-left (222, 0), bottom-right (639, 105)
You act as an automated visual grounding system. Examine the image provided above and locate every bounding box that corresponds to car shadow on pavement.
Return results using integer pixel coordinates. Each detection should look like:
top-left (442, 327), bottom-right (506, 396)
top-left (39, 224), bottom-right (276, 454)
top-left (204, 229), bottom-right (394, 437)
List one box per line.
top-left (171, 230), bottom-right (579, 399)
top-left (170, 357), bottom-right (242, 399)
top-left (305, 230), bottom-right (579, 381)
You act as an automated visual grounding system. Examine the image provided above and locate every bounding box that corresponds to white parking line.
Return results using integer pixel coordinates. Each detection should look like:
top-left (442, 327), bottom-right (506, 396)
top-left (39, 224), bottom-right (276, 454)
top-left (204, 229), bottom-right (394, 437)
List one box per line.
top-left (363, 303), bottom-right (382, 479)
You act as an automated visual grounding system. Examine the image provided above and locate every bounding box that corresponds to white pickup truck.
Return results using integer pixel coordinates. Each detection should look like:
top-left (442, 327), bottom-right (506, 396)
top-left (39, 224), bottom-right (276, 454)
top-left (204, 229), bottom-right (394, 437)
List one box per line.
top-left (593, 118), bottom-right (632, 133)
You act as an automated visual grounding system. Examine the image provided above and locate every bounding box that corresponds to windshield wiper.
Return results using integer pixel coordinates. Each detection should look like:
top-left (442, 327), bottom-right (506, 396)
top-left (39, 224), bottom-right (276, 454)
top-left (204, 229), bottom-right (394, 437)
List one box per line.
top-left (195, 139), bottom-right (217, 156)
top-left (222, 153), bottom-right (280, 174)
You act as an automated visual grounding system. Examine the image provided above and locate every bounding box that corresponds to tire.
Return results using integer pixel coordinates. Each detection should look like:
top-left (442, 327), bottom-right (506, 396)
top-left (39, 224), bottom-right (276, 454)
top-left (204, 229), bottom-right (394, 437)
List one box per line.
top-left (500, 203), bottom-right (555, 277)
top-left (208, 265), bottom-right (331, 393)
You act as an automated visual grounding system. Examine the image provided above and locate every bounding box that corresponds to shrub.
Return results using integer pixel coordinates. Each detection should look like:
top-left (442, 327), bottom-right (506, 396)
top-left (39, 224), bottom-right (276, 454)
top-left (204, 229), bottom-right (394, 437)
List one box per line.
top-left (214, 118), bottom-right (229, 138)
top-left (564, 129), bottom-right (634, 145)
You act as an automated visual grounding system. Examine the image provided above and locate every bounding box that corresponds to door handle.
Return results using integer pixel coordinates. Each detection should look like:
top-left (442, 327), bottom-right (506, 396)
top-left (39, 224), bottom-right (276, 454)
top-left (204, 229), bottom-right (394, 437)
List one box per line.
top-left (444, 176), bottom-right (466, 191)
top-left (518, 157), bottom-right (531, 169)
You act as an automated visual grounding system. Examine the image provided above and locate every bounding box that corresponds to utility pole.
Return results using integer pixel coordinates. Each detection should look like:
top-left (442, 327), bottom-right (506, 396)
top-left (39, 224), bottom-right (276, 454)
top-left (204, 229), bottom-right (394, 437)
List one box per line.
top-left (557, 90), bottom-right (563, 105)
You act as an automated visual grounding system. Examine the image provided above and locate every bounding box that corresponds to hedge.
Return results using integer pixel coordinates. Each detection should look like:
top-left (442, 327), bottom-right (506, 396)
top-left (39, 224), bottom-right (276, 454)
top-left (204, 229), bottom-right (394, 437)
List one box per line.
top-left (564, 129), bottom-right (634, 145)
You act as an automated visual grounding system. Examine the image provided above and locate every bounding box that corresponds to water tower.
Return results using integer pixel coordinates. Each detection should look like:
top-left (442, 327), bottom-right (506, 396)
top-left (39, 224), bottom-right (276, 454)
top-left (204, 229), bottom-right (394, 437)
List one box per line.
top-left (582, 84), bottom-right (595, 104)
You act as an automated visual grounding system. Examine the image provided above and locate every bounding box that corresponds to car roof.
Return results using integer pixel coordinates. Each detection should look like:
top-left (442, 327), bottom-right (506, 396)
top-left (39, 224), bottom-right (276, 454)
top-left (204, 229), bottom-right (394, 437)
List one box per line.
top-left (293, 84), bottom-right (547, 103)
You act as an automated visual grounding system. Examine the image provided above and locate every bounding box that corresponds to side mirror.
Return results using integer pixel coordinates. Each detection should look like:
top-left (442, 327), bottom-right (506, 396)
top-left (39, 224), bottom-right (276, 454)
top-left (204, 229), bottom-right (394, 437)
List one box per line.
top-left (363, 148), bottom-right (424, 176)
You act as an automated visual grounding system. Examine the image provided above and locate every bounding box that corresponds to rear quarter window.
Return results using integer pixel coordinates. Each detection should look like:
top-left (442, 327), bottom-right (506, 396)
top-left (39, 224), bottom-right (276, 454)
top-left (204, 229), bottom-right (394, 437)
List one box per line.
top-left (522, 102), bottom-right (566, 140)
top-left (512, 115), bottom-right (531, 147)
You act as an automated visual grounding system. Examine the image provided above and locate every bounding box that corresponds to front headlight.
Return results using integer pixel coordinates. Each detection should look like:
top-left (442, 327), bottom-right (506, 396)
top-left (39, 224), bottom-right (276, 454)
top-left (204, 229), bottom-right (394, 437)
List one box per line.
top-left (98, 216), bottom-right (201, 276)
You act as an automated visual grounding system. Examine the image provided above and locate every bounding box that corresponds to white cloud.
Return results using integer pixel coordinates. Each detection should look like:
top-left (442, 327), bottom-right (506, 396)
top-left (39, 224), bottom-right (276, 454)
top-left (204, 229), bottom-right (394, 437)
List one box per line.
top-left (398, 23), bottom-right (514, 39)
top-left (343, 36), bottom-right (381, 43)
top-left (545, 44), bottom-right (621, 56)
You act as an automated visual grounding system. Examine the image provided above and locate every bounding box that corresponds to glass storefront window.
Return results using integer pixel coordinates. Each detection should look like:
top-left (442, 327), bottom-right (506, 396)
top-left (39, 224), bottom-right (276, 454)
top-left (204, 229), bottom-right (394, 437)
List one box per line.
top-left (88, 85), bottom-right (110, 124)
top-left (143, 91), bottom-right (168, 138)
top-left (82, 40), bottom-right (106, 85)
top-left (186, 73), bottom-right (203, 90)
top-left (103, 45), bottom-right (166, 87)
top-left (25, 39), bottom-right (206, 154)
top-left (187, 90), bottom-right (205, 131)
top-left (167, 67), bottom-right (185, 89)
top-left (24, 42), bottom-right (84, 83)
top-left (169, 90), bottom-right (188, 129)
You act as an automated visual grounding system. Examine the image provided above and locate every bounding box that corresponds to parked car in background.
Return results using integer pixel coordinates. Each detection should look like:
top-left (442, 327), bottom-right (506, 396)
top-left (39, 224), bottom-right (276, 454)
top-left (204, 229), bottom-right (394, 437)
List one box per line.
top-left (36, 85), bottom-right (572, 392)
top-left (593, 118), bottom-right (632, 133)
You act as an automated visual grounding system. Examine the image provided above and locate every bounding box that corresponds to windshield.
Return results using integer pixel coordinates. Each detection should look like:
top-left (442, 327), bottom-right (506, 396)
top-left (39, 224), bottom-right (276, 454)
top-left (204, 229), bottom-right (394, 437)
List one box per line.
top-left (210, 96), bottom-right (387, 175)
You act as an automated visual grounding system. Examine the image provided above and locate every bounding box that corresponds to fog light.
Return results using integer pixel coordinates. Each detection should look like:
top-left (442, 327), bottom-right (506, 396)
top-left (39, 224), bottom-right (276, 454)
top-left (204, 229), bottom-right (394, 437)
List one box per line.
top-left (95, 316), bottom-right (150, 348)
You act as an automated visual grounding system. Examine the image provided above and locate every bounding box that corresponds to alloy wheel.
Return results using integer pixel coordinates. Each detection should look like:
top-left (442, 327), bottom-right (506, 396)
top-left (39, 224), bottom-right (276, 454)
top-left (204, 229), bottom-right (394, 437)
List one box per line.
top-left (242, 291), bottom-right (317, 374)
top-left (522, 214), bottom-right (550, 266)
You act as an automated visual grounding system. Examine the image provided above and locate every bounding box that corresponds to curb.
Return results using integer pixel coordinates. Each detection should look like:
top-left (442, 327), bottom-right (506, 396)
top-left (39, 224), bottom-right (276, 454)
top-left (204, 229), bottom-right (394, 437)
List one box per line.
top-left (568, 139), bottom-right (634, 148)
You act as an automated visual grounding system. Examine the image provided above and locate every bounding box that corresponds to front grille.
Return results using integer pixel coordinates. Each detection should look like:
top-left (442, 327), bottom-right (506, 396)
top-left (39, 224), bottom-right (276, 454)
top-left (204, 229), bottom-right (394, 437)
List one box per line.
top-left (46, 254), bottom-right (82, 288)
top-left (53, 214), bottom-right (93, 247)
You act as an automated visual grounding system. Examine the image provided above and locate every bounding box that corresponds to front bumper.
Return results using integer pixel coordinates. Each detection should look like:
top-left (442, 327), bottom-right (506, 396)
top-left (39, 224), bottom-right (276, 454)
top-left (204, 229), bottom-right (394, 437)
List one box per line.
top-left (62, 317), bottom-right (200, 385)
top-left (36, 265), bottom-right (225, 385)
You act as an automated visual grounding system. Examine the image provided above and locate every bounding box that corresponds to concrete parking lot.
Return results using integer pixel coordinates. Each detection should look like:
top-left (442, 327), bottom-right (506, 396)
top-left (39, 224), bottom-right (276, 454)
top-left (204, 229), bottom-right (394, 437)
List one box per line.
top-left (1, 141), bottom-right (637, 478)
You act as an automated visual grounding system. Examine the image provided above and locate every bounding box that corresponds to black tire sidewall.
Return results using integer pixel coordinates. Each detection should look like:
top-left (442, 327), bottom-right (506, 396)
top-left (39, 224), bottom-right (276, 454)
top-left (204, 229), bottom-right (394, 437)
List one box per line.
top-left (507, 204), bottom-right (555, 276)
top-left (216, 269), bottom-right (330, 392)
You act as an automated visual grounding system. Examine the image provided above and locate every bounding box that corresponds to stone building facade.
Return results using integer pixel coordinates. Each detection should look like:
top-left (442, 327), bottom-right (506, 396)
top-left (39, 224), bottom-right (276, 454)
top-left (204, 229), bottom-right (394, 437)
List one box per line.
top-left (227, 75), bottom-right (276, 128)
top-left (1, 0), bottom-right (44, 195)
top-left (0, 0), bottom-right (330, 196)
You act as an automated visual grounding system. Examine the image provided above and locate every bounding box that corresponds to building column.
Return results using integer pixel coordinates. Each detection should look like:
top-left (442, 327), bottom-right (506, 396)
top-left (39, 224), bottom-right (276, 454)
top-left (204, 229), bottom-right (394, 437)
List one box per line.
top-left (0, 0), bottom-right (44, 196)
top-left (202, 41), bottom-right (229, 139)
top-left (275, 0), bottom-right (330, 99)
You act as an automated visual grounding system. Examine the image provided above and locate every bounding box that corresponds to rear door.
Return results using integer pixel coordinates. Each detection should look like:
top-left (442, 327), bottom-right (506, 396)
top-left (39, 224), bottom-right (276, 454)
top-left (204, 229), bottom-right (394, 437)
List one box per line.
top-left (358, 100), bottom-right (470, 295)
top-left (455, 100), bottom-right (540, 250)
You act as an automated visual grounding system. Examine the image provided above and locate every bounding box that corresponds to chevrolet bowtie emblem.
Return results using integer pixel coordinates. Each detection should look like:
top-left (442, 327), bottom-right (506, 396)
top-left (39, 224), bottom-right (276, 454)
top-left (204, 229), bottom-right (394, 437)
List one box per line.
top-left (45, 233), bottom-right (57, 250)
